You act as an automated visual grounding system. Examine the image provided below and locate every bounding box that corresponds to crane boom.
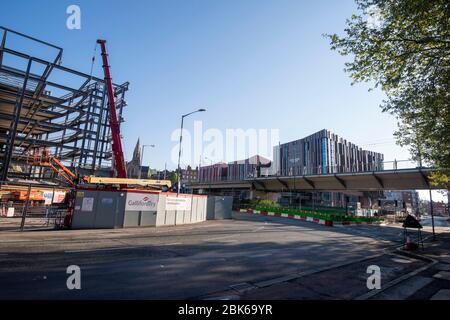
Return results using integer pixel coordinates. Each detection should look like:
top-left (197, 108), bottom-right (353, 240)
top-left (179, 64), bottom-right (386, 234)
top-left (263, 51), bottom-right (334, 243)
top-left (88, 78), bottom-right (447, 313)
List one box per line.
top-left (97, 39), bottom-right (127, 178)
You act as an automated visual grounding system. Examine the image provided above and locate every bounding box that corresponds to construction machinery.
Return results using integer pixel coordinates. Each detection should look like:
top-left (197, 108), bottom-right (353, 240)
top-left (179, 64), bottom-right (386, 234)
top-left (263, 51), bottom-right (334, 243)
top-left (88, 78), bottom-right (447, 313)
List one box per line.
top-left (28, 147), bottom-right (171, 189)
top-left (13, 38), bottom-right (171, 228)
top-left (0, 30), bottom-right (174, 228)
top-left (83, 176), bottom-right (171, 189)
top-left (97, 39), bottom-right (128, 179)
top-left (28, 147), bottom-right (78, 186)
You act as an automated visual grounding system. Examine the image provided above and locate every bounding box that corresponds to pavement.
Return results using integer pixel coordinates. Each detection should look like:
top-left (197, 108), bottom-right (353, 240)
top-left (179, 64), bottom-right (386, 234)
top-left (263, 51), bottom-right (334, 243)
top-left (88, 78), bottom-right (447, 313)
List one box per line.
top-left (0, 213), bottom-right (449, 300)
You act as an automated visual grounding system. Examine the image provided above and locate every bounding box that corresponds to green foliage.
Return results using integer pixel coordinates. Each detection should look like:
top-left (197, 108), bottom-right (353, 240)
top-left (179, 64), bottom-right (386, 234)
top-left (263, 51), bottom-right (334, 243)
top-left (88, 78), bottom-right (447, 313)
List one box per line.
top-left (251, 205), bottom-right (383, 223)
top-left (325, 0), bottom-right (450, 186)
top-left (255, 199), bottom-right (280, 207)
top-left (240, 199), bottom-right (280, 207)
top-left (169, 172), bottom-right (179, 185)
top-left (147, 168), bottom-right (157, 177)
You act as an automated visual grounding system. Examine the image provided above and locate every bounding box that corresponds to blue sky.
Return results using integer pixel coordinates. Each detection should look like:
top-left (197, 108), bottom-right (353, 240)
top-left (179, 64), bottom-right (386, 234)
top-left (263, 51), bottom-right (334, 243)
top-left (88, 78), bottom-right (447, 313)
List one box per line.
top-left (1, 0), bottom-right (408, 166)
top-left (4, 0), bottom-right (444, 202)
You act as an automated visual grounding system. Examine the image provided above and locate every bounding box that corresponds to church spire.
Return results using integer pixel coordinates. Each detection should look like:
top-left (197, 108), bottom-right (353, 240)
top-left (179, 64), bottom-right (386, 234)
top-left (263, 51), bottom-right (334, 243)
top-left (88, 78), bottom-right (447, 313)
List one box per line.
top-left (132, 138), bottom-right (141, 163)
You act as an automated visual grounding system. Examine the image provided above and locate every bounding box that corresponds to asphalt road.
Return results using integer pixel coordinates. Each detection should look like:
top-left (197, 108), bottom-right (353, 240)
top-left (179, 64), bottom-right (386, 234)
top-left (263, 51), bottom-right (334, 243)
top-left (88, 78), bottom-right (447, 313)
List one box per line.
top-left (0, 214), bottom-right (440, 299)
top-left (420, 216), bottom-right (450, 228)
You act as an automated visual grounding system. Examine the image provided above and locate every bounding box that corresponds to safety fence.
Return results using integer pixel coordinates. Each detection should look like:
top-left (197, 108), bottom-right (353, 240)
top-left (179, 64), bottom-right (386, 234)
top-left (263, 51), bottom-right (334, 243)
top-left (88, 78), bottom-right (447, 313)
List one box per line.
top-left (237, 205), bottom-right (384, 224)
top-left (0, 181), bottom-right (70, 231)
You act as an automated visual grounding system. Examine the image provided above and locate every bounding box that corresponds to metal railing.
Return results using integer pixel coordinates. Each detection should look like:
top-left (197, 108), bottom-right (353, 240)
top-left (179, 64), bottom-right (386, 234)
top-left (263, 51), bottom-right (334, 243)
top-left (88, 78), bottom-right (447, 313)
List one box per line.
top-left (270, 159), bottom-right (423, 177)
top-left (197, 159), bottom-right (427, 183)
top-left (0, 181), bottom-right (70, 231)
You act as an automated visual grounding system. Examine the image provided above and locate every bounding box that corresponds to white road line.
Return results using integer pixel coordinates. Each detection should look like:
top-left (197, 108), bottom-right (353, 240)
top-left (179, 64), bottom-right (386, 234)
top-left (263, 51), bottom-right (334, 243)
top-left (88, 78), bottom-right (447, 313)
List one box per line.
top-left (252, 227), bottom-right (265, 232)
top-left (208, 235), bottom-right (236, 241)
top-left (160, 242), bottom-right (182, 246)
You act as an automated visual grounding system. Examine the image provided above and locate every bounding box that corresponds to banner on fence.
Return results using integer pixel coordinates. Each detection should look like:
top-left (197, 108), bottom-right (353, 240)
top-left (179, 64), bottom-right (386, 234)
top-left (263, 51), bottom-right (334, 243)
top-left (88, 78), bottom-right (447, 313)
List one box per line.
top-left (165, 196), bottom-right (192, 211)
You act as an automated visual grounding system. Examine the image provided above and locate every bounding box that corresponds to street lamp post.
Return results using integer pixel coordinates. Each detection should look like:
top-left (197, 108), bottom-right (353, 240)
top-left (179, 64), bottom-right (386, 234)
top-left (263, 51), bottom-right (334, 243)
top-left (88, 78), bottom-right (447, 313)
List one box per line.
top-left (177, 108), bottom-right (206, 195)
top-left (139, 144), bottom-right (155, 179)
top-left (429, 189), bottom-right (436, 240)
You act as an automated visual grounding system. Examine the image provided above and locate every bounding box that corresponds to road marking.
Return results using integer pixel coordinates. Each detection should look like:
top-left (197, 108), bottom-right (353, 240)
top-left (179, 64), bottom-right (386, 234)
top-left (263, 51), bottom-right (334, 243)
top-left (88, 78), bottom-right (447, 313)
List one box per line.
top-left (161, 242), bottom-right (182, 246)
top-left (251, 253), bottom-right (273, 258)
top-left (391, 257), bottom-right (416, 264)
top-left (252, 227), bottom-right (265, 232)
top-left (433, 271), bottom-right (450, 280)
top-left (208, 235), bottom-right (236, 241)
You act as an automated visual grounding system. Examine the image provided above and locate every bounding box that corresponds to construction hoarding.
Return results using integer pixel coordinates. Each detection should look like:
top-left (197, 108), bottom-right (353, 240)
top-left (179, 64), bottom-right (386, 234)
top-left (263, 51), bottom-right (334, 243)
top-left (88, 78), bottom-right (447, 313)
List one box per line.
top-left (72, 190), bottom-right (207, 229)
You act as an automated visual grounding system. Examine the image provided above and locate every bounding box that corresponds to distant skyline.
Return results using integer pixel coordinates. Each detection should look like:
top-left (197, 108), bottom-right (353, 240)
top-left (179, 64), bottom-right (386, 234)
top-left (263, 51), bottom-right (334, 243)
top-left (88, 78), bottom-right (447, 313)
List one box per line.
top-left (1, 1), bottom-right (445, 202)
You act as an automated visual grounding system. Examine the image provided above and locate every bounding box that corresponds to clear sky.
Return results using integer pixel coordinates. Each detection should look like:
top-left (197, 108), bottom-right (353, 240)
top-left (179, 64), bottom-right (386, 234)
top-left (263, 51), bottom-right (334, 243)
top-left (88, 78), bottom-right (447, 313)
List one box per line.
top-left (1, 1), bottom-right (446, 201)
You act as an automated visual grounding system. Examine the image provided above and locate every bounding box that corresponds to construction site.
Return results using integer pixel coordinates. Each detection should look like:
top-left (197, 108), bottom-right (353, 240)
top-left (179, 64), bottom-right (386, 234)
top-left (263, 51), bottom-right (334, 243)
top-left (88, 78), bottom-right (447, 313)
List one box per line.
top-left (1, 1), bottom-right (450, 304)
top-left (0, 26), bottom-right (214, 231)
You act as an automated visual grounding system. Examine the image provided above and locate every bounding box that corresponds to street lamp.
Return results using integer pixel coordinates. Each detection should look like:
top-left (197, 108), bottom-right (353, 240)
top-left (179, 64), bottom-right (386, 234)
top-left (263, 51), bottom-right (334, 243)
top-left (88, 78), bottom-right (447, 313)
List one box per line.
top-left (139, 144), bottom-right (155, 179)
top-left (177, 108), bottom-right (206, 195)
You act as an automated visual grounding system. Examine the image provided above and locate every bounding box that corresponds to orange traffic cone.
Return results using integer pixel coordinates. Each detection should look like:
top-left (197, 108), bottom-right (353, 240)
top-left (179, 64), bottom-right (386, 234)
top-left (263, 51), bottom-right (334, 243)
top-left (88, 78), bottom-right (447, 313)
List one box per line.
top-left (405, 236), bottom-right (418, 250)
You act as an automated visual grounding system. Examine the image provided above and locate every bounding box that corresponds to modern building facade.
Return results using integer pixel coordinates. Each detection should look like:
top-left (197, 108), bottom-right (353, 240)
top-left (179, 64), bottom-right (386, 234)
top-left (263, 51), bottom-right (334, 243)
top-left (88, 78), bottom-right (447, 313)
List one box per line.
top-left (198, 162), bottom-right (228, 183)
top-left (198, 130), bottom-right (384, 182)
top-left (227, 155), bottom-right (271, 181)
top-left (272, 129), bottom-right (384, 176)
top-left (195, 130), bottom-right (387, 212)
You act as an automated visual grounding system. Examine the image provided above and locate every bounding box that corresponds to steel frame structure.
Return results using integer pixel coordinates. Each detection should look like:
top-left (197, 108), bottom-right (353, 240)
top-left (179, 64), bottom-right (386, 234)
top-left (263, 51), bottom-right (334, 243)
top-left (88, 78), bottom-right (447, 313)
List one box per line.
top-left (0, 26), bottom-right (129, 184)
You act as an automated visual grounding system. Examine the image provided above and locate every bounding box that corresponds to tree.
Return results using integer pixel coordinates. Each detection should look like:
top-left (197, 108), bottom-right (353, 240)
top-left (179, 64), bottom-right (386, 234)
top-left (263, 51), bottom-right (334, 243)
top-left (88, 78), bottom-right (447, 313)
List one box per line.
top-left (169, 171), bottom-right (179, 186)
top-left (326, 0), bottom-right (449, 186)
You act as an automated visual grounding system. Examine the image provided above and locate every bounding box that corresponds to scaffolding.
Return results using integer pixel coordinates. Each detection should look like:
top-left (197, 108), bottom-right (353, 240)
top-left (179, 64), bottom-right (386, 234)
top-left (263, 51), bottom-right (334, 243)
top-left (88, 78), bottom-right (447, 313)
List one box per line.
top-left (0, 27), bottom-right (129, 185)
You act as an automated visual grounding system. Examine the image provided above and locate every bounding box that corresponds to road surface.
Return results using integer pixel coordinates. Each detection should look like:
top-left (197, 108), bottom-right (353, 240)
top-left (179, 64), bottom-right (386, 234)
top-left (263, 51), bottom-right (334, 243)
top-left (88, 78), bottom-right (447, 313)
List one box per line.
top-left (0, 213), bottom-right (444, 299)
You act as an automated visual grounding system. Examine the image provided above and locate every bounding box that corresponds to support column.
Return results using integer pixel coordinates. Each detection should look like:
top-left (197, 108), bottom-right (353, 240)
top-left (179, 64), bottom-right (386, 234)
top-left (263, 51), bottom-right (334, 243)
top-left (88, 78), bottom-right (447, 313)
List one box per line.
top-left (1, 59), bottom-right (32, 181)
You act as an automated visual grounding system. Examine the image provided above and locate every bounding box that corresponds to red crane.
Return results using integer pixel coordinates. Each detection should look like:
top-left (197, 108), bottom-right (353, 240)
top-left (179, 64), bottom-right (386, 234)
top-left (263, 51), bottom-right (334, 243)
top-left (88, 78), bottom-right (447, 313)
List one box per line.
top-left (97, 39), bottom-right (127, 178)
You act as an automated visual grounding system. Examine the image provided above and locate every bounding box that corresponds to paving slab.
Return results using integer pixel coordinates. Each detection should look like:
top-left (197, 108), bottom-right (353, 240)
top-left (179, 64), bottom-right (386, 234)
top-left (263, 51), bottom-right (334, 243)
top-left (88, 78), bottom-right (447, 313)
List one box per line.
top-left (371, 276), bottom-right (433, 300)
top-left (433, 271), bottom-right (450, 281)
top-left (201, 253), bottom-right (428, 300)
top-left (430, 289), bottom-right (450, 300)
